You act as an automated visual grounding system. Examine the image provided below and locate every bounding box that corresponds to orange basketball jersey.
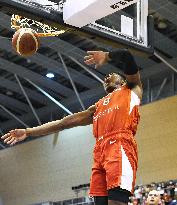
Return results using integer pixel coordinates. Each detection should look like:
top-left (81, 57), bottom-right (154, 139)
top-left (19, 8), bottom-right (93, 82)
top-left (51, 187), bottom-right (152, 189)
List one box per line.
top-left (90, 86), bottom-right (141, 194)
top-left (93, 86), bottom-right (140, 138)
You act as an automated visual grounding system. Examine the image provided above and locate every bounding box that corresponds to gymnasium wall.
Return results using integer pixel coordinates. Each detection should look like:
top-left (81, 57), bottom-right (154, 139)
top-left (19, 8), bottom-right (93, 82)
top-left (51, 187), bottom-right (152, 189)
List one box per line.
top-left (0, 95), bottom-right (177, 205)
top-left (136, 95), bottom-right (177, 184)
top-left (0, 126), bottom-right (95, 205)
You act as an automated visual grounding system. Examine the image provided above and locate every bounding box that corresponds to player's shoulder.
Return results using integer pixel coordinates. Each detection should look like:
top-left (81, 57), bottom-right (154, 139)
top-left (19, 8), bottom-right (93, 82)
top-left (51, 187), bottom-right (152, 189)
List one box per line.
top-left (130, 90), bottom-right (141, 106)
top-left (127, 83), bottom-right (142, 100)
top-left (119, 85), bottom-right (141, 104)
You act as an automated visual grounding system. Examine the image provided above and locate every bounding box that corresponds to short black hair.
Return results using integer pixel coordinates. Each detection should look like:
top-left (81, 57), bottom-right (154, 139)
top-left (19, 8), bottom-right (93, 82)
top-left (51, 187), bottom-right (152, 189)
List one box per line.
top-left (104, 72), bottom-right (126, 82)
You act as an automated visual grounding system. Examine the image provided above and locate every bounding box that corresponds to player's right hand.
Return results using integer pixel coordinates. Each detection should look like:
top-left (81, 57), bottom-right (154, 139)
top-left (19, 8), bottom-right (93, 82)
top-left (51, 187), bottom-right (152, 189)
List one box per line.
top-left (84, 51), bottom-right (109, 69)
top-left (1, 129), bottom-right (27, 146)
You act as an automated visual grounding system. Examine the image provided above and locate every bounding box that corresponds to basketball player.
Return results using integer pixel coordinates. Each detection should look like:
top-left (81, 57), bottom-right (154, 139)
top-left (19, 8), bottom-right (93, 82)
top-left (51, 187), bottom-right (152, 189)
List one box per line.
top-left (1, 48), bottom-right (142, 205)
top-left (146, 190), bottom-right (161, 205)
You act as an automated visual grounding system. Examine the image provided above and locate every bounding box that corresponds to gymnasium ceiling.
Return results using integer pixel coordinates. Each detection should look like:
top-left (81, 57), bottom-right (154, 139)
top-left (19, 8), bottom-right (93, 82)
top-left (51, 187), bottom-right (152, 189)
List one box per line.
top-left (0, 0), bottom-right (177, 149)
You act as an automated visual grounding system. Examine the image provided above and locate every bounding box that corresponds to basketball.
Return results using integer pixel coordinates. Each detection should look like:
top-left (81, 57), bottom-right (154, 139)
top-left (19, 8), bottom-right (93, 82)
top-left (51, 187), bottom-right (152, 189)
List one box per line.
top-left (12, 28), bottom-right (40, 57)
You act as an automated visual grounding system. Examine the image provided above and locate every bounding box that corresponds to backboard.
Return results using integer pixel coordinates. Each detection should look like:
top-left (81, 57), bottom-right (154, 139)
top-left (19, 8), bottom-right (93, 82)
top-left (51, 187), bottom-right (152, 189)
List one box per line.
top-left (63, 0), bottom-right (149, 47)
top-left (0, 0), bottom-right (154, 56)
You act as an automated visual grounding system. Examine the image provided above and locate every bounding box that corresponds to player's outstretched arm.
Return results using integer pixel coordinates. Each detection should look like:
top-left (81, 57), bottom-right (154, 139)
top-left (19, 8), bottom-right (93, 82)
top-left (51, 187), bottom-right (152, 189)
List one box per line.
top-left (84, 50), bottom-right (141, 86)
top-left (84, 49), bottom-right (142, 99)
top-left (1, 105), bottom-right (96, 146)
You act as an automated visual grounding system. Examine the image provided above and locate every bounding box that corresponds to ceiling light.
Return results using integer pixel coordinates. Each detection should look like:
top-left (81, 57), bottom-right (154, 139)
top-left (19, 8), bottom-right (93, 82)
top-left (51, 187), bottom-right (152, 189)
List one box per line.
top-left (46, 73), bottom-right (55, 78)
top-left (158, 20), bottom-right (167, 29)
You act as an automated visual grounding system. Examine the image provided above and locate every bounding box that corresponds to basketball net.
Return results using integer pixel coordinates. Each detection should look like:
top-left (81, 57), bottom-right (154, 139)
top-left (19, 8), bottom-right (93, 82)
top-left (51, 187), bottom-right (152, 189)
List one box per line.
top-left (11, 14), bottom-right (66, 37)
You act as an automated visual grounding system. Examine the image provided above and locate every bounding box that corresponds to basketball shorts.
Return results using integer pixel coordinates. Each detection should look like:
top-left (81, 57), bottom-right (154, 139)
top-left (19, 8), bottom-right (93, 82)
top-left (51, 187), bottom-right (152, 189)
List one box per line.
top-left (89, 133), bottom-right (138, 197)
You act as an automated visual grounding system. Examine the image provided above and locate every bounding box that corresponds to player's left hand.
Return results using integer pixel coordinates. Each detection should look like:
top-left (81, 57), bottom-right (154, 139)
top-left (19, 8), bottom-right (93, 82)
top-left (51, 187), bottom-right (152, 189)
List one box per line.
top-left (84, 51), bottom-right (109, 69)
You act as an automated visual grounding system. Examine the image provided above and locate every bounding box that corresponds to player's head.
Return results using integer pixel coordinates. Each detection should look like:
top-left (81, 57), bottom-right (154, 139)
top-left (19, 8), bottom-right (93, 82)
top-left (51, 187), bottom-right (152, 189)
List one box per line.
top-left (103, 72), bottom-right (127, 93)
top-left (146, 190), bottom-right (160, 205)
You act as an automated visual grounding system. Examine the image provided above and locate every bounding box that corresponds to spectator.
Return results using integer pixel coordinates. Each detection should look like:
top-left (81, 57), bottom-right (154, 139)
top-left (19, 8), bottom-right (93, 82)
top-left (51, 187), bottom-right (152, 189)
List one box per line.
top-left (146, 190), bottom-right (161, 205)
top-left (163, 193), bottom-right (177, 205)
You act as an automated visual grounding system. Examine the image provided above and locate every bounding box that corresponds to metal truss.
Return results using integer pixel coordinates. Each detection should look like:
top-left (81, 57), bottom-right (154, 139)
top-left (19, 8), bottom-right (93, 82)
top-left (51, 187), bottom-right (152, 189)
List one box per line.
top-left (142, 72), bottom-right (177, 104)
